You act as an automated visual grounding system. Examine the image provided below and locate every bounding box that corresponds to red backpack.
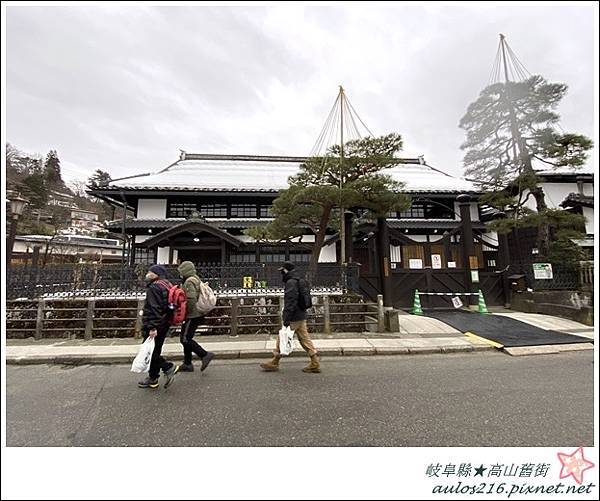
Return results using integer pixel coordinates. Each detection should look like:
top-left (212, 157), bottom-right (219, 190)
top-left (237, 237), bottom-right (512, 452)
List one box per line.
top-left (156, 279), bottom-right (187, 325)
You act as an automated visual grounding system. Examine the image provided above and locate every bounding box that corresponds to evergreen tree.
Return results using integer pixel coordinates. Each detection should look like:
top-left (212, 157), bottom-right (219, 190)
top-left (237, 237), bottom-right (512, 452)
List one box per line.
top-left (460, 75), bottom-right (593, 258)
top-left (44, 150), bottom-right (64, 186)
top-left (88, 169), bottom-right (112, 189)
top-left (246, 133), bottom-right (411, 280)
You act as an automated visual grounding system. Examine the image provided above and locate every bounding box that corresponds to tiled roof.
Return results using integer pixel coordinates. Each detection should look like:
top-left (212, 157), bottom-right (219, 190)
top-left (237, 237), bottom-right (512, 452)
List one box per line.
top-left (105, 153), bottom-right (479, 194)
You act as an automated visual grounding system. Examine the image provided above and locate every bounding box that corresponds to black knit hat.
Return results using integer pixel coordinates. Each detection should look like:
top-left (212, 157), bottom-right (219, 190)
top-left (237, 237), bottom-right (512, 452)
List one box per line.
top-left (278, 261), bottom-right (295, 272)
top-left (148, 264), bottom-right (168, 278)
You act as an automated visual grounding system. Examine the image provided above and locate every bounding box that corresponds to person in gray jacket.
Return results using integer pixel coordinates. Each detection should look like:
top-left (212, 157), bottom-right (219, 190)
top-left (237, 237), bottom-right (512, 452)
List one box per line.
top-left (177, 261), bottom-right (214, 372)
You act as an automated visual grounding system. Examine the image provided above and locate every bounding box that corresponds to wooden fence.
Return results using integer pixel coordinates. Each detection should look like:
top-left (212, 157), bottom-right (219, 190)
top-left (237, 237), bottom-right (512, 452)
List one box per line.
top-left (6, 294), bottom-right (384, 339)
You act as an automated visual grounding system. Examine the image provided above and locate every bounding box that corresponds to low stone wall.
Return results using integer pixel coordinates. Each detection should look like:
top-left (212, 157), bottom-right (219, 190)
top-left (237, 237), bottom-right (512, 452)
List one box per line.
top-left (511, 290), bottom-right (594, 326)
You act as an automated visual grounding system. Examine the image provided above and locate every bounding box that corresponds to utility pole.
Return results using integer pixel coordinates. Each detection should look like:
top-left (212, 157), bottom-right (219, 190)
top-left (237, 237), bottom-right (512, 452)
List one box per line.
top-left (339, 85), bottom-right (346, 265)
top-left (500, 34), bottom-right (520, 164)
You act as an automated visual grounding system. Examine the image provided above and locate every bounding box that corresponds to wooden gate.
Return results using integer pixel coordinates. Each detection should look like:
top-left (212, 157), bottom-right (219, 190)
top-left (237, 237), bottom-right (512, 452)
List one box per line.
top-left (359, 269), bottom-right (505, 309)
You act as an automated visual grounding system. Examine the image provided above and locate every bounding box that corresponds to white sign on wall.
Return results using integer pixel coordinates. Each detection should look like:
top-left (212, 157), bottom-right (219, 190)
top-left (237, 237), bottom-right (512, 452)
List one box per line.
top-left (448, 261), bottom-right (457, 268)
top-left (431, 254), bottom-right (442, 269)
top-left (533, 263), bottom-right (553, 280)
top-left (470, 270), bottom-right (480, 283)
top-left (452, 297), bottom-right (464, 309)
top-left (409, 259), bottom-right (423, 269)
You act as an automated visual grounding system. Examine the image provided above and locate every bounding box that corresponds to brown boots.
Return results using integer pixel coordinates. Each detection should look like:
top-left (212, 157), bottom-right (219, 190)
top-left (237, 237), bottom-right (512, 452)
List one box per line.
top-left (260, 356), bottom-right (281, 371)
top-left (260, 354), bottom-right (321, 373)
top-left (302, 354), bottom-right (321, 373)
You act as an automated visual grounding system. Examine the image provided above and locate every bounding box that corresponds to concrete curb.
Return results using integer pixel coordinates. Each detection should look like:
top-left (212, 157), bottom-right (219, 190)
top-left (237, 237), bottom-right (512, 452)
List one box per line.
top-left (502, 343), bottom-right (594, 356)
top-left (6, 344), bottom-right (496, 366)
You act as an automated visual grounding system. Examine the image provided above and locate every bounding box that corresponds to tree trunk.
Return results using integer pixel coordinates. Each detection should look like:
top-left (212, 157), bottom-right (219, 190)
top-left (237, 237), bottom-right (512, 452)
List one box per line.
top-left (519, 145), bottom-right (552, 258)
top-left (307, 206), bottom-right (332, 283)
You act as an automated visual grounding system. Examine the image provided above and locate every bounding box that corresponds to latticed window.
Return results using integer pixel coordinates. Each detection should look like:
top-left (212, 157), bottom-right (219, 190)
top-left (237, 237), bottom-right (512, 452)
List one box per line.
top-left (200, 204), bottom-right (228, 217)
top-left (230, 204), bottom-right (257, 218)
top-left (230, 253), bottom-right (256, 263)
top-left (398, 203), bottom-right (426, 218)
top-left (259, 205), bottom-right (273, 218)
top-left (134, 246), bottom-right (155, 265)
top-left (289, 253), bottom-right (310, 263)
top-left (168, 202), bottom-right (197, 218)
top-left (259, 253), bottom-right (286, 263)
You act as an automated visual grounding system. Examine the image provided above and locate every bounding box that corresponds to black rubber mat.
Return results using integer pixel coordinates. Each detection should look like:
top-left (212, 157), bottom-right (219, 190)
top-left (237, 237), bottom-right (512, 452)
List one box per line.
top-left (425, 310), bottom-right (592, 347)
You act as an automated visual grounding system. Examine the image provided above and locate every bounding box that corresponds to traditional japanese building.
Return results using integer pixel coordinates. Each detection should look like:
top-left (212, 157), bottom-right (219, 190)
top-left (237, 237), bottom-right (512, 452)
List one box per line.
top-left (89, 152), bottom-right (494, 270)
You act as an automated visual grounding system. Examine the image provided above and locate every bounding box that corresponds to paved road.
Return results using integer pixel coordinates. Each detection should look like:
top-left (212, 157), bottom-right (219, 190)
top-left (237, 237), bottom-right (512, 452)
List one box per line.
top-left (6, 352), bottom-right (594, 446)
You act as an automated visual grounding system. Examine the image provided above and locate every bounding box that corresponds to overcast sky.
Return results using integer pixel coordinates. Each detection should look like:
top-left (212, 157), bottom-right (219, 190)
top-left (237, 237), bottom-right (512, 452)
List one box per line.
top-left (5, 3), bottom-right (597, 185)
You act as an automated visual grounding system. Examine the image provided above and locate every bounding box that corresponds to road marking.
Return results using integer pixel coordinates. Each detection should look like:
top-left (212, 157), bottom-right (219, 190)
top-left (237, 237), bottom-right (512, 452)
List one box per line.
top-left (464, 332), bottom-right (504, 349)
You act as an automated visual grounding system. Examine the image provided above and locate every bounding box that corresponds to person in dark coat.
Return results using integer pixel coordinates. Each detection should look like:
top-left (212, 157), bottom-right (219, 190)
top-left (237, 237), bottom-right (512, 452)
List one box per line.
top-left (137, 264), bottom-right (178, 389)
top-left (260, 261), bottom-right (320, 373)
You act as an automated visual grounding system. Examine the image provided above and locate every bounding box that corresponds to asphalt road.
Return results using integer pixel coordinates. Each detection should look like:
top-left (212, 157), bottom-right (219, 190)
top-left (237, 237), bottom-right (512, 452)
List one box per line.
top-left (6, 351), bottom-right (594, 447)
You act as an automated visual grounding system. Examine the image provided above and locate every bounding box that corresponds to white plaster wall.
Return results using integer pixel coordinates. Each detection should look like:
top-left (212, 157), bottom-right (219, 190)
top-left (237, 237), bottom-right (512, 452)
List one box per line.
top-left (453, 202), bottom-right (480, 221)
top-left (157, 246), bottom-right (170, 264)
top-left (583, 207), bottom-right (594, 235)
top-left (137, 199), bottom-right (167, 219)
top-left (291, 234), bottom-right (316, 243)
top-left (135, 235), bottom-right (151, 243)
top-left (318, 243), bottom-right (337, 262)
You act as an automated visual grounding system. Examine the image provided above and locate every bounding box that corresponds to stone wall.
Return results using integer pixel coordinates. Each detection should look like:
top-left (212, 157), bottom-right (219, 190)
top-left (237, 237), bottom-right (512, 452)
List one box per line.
top-left (511, 290), bottom-right (594, 326)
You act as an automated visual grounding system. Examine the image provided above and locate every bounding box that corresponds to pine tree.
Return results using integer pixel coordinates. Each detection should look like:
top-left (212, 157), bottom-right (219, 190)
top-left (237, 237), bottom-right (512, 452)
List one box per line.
top-left (88, 169), bottom-right (112, 189)
top-left (460, 75), bottom-right (593, 258)
top-left (246, 134), bottom-right (411, 281)
top-left (44, 150), bottom-right (64, 187)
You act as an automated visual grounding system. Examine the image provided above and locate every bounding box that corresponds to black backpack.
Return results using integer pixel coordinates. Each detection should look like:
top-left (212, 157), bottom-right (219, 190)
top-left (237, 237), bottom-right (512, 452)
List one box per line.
top-left (295, 278), bottom-right (313, 310)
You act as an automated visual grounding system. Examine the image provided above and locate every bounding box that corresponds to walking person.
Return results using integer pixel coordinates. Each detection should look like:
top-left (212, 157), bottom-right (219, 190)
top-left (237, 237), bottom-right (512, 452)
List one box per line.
top-left (260, 261), bottom-right (321, 373)
top-left (137, 265), bottom-right (179, 389)
top-left (177, 261), bottom-right (215, 373)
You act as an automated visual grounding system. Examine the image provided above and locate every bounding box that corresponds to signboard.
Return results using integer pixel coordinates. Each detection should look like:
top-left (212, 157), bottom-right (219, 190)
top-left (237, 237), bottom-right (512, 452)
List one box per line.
top-left (470, 270), bottom-right (480, 283)
top-left (533, 263), bottom-right (553, 280)
top-left (409, 259), bottom-right (423, 269)
top-left (448, 261), bottom-right (457, 268)
top-left (469, 255), bottom-right (479, 269)
top-left (452, 296), bottom-right (464, 309)
top-left (431, 254), bottom-right (442, 269)
top-left (243, 276), bottom-right (254, 288)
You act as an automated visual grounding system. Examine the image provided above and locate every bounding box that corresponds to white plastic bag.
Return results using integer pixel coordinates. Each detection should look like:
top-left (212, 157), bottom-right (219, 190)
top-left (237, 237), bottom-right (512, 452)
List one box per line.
top-left (131, 337), bottom-right (155, 373)
top-left (278, 326), bottom-right (295, 356)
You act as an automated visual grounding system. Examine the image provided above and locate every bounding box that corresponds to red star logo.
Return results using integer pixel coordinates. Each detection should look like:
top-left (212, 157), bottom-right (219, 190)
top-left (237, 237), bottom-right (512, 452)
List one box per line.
top-left (557, 447), bottom-right (595, 484)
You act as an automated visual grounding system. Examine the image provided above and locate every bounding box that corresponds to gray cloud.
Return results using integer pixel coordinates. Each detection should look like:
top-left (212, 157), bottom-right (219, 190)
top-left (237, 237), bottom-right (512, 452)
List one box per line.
top-left (6, 4), bottom-right (596, 184)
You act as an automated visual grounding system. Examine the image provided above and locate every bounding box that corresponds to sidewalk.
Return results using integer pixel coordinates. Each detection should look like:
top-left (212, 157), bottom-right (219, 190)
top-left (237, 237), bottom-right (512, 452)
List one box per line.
top-left (5, 332), bottom-right (496, 365)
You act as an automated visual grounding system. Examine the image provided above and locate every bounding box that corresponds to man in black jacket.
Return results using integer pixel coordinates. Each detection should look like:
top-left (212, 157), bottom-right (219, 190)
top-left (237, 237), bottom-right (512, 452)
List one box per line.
top-left (137, 265), bottom-right (178, 389)
top-left (260, 261), bottom-right (321, 373)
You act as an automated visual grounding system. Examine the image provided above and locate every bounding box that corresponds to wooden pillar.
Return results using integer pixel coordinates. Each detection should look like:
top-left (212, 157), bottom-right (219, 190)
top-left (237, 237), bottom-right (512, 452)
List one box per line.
top-left (134, 299), bottom-right (145, 338)
top-left (168, 245), bottom-right (174, 265)
top-left (85, 299), bottom-right (95, 340)
top-left (221, 241), bottom-right (227, 265)
top-left (35, 299), bottom-right (45, 340)
top-left (377, 294), bottom-right (385, 332)
top-left (494, 213), bottom-right (512, 307)
top-left (376, 217), bottom-right (393, 307)
top-left (230, 298), bottom-right (240, 337)
top-left (323, 295), bottom-right (331, 334)
top-left (458, 194), bottom-right (477, 306)
top-left (442, 231), bottom-right (452, 267)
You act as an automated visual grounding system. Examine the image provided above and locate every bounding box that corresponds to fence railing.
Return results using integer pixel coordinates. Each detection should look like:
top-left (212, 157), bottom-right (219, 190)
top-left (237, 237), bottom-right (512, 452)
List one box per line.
top-left (5, 262), bottom-right (361, 300)
top-left (6, 293), bottom-right (383, 339)
top-left (508, 262), bottom-right (594, 291)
